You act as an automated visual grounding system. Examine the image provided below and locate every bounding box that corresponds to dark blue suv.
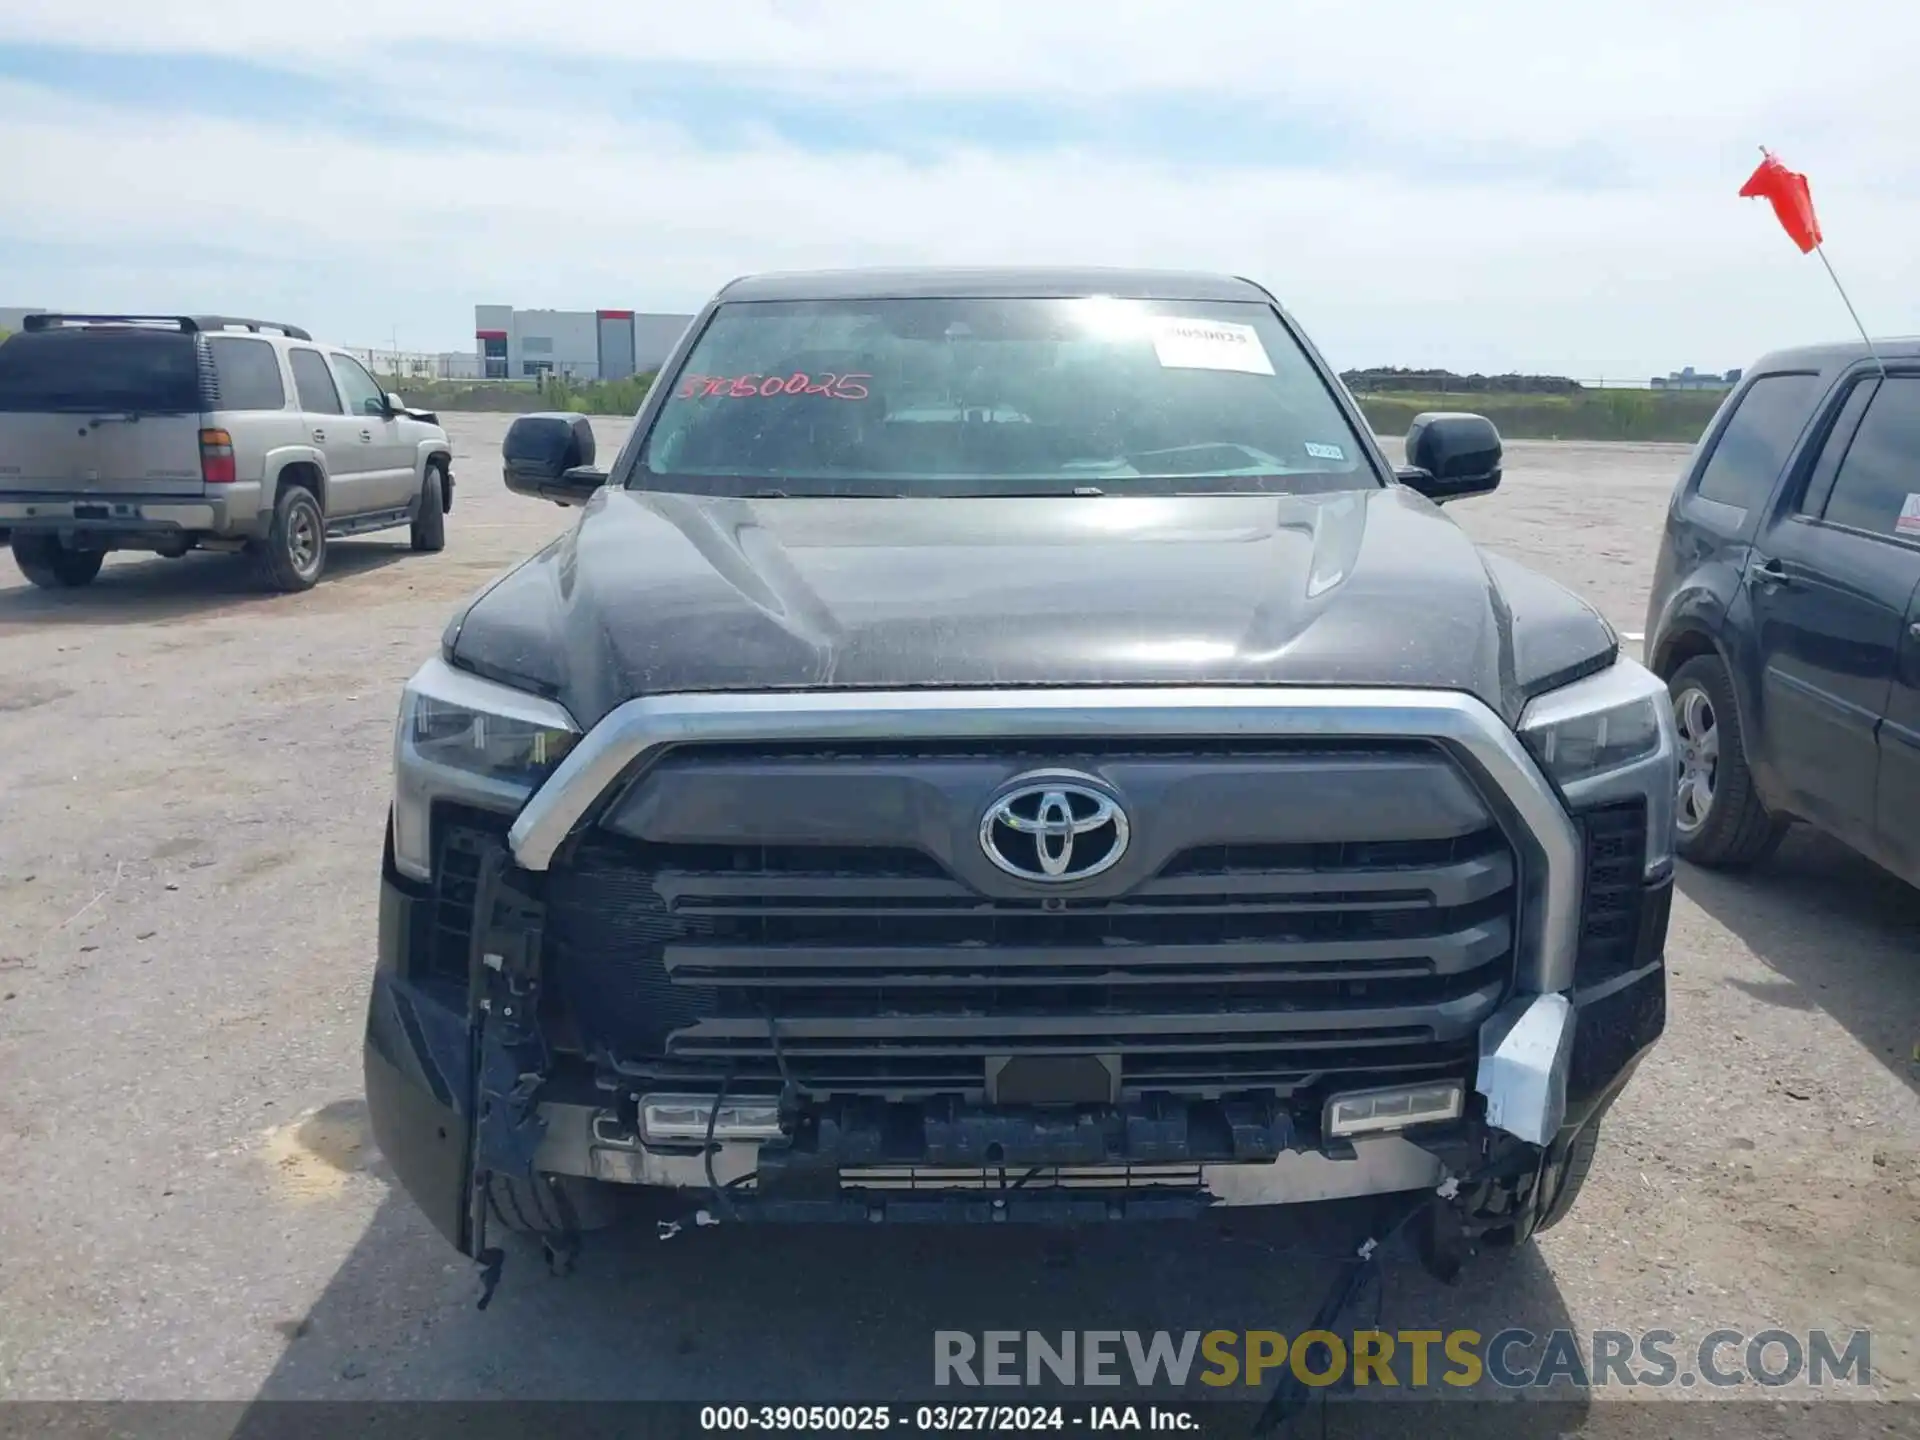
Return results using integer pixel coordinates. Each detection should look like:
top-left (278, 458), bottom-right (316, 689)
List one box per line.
top-left (1645, 339), bottom-right (1920, 883)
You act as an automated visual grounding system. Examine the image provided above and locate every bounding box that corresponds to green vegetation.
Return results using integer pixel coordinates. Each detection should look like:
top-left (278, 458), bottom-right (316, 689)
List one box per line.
top-left (1355, 387), bottom-right (1724, 443)
top-left (540, 373), bottom-right (658, 415)
top-left (1342, 366), bottom-right (1581, 396)
top-left (380, 373), bottom-right (658, 415)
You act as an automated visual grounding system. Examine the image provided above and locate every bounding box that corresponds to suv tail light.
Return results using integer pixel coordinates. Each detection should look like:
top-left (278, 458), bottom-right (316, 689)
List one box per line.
top-left (199, 428), bottom-right (236, 484)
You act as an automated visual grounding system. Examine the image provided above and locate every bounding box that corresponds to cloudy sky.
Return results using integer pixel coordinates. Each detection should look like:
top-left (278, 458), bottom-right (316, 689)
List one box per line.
top-left (1, 0), bottom-right (1914, 377)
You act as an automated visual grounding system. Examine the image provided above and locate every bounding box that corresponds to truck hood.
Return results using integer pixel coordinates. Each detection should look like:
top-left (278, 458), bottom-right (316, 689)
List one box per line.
top-left (445, 485), bottom-right (1616, 730)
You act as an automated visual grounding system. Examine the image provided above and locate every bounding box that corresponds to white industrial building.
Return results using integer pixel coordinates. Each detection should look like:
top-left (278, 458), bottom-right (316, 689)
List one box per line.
top-left (349, 347), bottom-right (484, 381)
top-left (474, 306), bottom-right (694, 381)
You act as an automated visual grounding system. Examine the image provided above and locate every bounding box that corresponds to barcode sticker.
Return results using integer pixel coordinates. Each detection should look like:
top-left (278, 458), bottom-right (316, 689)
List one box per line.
top-left (1149, 318), bottom-right (1275, 375)
top-left (1897, 493), bottom-right (1920, 537)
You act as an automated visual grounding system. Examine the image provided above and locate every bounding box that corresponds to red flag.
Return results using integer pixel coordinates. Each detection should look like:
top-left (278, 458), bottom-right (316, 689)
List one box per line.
top-left (1739, 150), bottom-right (1822, 254)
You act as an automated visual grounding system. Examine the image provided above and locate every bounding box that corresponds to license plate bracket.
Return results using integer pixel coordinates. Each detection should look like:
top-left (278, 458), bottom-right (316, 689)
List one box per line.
top-left (985, 1054), bottom-right (1120, 1107)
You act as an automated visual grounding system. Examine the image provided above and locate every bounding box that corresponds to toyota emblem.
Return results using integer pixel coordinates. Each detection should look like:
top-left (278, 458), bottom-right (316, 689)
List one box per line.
top-left (979, 772), bottom-right (1130, 883)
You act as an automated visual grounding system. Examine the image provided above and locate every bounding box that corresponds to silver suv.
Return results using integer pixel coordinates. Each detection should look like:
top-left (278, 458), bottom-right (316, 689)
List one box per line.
top-left (0, 314), bottom-right (455, 592)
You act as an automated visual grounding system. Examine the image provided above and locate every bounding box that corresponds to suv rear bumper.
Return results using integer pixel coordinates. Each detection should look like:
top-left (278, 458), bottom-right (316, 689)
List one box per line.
top-left (0, 486), bottom-right (261, 543)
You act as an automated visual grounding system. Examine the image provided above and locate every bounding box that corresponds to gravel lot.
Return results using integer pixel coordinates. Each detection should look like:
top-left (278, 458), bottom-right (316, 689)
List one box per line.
top-left (1, 418), bottom-right (1915, 1423)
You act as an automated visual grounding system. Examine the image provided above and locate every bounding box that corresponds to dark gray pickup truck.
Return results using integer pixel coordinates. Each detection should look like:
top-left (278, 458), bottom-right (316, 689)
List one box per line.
top-left (364, 267), bottom-right (1677, 1281)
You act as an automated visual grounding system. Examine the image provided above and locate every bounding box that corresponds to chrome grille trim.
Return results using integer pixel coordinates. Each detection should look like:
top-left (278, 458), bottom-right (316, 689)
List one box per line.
top-left (508, 687), bottom-right (1580, 992)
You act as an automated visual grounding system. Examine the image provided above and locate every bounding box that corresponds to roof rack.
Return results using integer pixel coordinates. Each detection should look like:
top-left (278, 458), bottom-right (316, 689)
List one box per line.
top-left (21, 313), bottom-right (313, 341)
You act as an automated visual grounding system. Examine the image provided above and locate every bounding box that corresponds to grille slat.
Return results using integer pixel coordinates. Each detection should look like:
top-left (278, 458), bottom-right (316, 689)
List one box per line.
top-left (842, 1164), bottom-right (1204, 1192)
top-left (612, 1037), bottom-right (1477, 1096)
top-left (667, 920), bottom-right (1508, 986)
top-left (671, 1020), bottom-right (1442, 1054)
top-left (674, 961), bottom-right (1440, 988)
top-left (659, 849), bottom-right (1513, 912)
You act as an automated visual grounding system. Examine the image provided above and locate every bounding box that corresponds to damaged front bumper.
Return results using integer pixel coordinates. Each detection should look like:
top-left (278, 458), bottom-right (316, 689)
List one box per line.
top-left (363, 836), bottom-right (1669, 1251)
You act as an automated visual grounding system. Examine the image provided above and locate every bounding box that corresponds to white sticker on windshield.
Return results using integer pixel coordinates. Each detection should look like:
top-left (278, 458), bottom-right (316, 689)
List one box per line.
top-left (1304, 442), bottom-right (1345, 461)
top-left (1898, 493), bottom-right (1920, 537)
top-left (1149, 317), bottom-right (1275, 375)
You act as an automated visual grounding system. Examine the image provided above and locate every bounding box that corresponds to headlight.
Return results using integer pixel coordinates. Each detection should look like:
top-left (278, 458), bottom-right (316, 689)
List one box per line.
top-left (1518, 656), bottom-right (1678, 873)
top-left (391, 656), bottom-right (581, 881)
top-left (408, 690), bottom-right (578, 788)
top-left (1519, 666), bottom-right (1664, 786)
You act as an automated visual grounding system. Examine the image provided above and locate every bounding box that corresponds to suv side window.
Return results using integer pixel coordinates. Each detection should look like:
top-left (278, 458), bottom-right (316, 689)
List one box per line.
top-left (329, 353), bottom-right (386, 418)
top-left (1818, 375), bottom-right (1920, 542)
top-left (289, 347), bottom-right (343, 415)
top-left (1693, 372), bottom-right (1821, 510)
top-left (205, 336), bottom-right (287, 412)
top-left (1796, 377), bottom-right (1879, 519)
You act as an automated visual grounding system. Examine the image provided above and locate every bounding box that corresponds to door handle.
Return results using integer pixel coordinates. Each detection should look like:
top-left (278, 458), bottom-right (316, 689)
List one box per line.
top-left (312, 429), bottom-right (326, 443)
top-left (1751, 558), bottom-right (1793, 587)
top-left (359, 429), bottom-right (372, 442)
top-left (1910, 621), bottom-right (1920, 642)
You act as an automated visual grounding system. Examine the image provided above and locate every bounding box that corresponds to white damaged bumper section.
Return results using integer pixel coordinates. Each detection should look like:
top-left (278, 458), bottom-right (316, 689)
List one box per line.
top-left (1474, 992), bottom-right (1574, 1147)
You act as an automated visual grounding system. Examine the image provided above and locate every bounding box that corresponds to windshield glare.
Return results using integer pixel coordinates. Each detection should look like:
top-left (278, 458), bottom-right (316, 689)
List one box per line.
top-left (634, 296), bottom-right (1376, 497)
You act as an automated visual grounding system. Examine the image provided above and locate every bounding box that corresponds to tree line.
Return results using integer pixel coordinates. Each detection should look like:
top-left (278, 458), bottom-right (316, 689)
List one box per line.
top-left (1341, 367), bottom-right (1583, 395)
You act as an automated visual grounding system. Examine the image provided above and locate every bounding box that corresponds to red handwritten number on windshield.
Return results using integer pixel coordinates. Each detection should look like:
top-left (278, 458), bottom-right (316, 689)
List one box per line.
top-left (677, 373), bottom-right (871, 400)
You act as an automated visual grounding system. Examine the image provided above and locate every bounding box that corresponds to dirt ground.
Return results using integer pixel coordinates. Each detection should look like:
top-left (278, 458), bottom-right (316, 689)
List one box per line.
top-left (0, 417), bottom-right (1915, 1426)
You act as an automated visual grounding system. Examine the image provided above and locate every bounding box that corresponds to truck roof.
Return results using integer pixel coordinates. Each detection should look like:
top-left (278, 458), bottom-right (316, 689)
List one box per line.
top-left (716, 267), bottom-right (1273, 304)
top-left (1747, 336), bottom-right (1920, 373)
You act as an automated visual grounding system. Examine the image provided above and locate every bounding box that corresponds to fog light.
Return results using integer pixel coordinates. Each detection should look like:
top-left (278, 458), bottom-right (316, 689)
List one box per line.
top-left (639, 1094), bottom-right (784, 1146)
top-left (1324, 1080), bottom-right (1465, 1138)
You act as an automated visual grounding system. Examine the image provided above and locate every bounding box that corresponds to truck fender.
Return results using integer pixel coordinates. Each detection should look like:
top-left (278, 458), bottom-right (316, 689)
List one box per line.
top-left (417, 440), bottom-right (456, 513)
top-left (260, 446), bottom-right (331, 525)
top-left (1646, 604), bottom-right (1778, 811)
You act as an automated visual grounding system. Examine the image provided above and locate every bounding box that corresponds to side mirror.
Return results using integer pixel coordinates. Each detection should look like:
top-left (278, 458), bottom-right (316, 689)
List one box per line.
top-left (384, 392), bottom-right (406, 414)
top-left (503, 412), bottom-right (608, 507)
top-left (1397, 412), bottom-right (1503, 503)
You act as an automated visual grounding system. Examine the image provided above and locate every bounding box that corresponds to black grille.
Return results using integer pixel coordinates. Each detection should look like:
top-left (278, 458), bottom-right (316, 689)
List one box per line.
top-left (544, 800), bottom-right (1516, 1101)
top-left (545, 849), bottom-right (719, 1054)
top-left (1573, 800), bottom-right (1649, 987)
top-left (417, 806), bottom-right (501, 986)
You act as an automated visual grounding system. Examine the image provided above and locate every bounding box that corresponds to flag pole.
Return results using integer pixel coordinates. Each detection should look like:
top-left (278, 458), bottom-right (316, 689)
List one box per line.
top-left (1813, 244), bottom-right (1887, 377)
top-left (1748, 146), bottom-right (1886, 377)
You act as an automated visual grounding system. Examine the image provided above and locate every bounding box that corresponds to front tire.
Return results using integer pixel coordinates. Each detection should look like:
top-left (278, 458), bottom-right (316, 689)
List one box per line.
top-left (252, 483), bottom-right (326, 593)
top-left (410, 463), bottom-right (446, 553)
top-left (1668, 655), bottom-right (1786, 868)
top-left (1532, 1116), bottom-right (1602, 1234)
top-left (483, 1171), bottom-right (620, 1235)
top-left (11, 534), bottom-right (105, 590)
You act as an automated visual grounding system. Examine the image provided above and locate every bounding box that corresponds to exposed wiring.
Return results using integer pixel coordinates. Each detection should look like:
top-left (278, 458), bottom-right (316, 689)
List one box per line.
top-left (1254, 1177), bottom-right (1457, 1437)
top-left (704, 1070), bottom-right (741, 1223)
top-left (762, 1003), bottom-right (806, 1109)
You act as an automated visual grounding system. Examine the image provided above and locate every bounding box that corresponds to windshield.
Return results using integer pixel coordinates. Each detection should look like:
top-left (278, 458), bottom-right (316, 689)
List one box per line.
top-left (0, 328), bottom-right (202, 414)
top-left (634, 296), bottom-right (1376, 497)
